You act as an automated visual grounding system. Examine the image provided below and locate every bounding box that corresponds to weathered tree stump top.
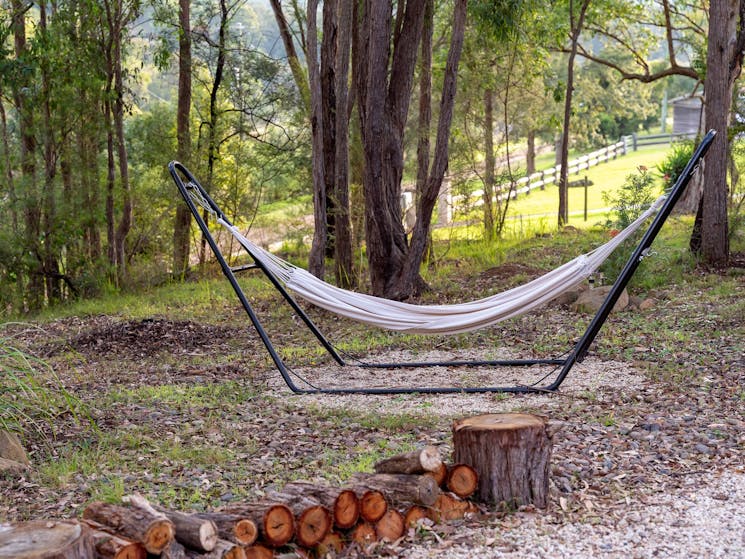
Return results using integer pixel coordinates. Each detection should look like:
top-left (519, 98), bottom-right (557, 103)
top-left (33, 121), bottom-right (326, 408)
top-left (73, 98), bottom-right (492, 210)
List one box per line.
top-left (0, 520), bottom-right (93, 559)
top-left (453, 413), bottom-right (546, 432)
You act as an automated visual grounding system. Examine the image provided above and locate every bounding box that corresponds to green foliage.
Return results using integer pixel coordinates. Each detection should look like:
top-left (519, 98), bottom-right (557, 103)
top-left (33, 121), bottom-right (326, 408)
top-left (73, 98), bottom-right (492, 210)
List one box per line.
top-left (0, 333), bottom-right (86, 438)
top-left (657, 141), bottom-right (695, 190)
top-left (602, 166), bottom-right (660, 229)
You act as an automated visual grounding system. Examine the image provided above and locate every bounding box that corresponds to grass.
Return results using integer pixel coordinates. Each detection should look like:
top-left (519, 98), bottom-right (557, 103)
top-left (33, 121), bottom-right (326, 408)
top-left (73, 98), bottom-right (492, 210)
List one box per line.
top-left (443, 144), bottom-right (672, 239)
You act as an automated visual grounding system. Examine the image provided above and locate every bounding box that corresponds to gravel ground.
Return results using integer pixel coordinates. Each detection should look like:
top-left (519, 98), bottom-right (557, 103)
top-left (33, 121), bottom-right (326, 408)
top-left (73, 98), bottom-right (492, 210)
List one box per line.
top-left (401, 472), bottom-right (745, 559)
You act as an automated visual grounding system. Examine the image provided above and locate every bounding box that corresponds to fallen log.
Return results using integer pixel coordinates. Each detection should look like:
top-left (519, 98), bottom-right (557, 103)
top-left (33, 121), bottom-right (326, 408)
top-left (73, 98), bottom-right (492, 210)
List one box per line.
top-left (445, 463), bottom-right (479, 498)
top-left (351, 473), bottom-right (440, 507)
top-left (0, 520), bottom-right (96, 559)
top-left (403, 505), bottom-right (429, 528)
top-left (83, 502), bottom-right (174, 555)
top-left (349, 521), bottom-right (376, 547)
top-left (81, 519), bottom-right (147, 559)
top-left (374, 509), bottom-right (405, 542)
top-left (262, 490), bottom-right (332, 548)
top-left (154, 506), bottom-right (218, 553)
top-left (184, 539), bottom-right (246, 559)
top-left (222, 504), bottom-right (295, 547)
top-left (244, 544), bottom-right (274, 559)
top-left (429, 492), bottom-right (480, 523)
top-left (194, 512), bottom-right (258, 546)
top-left (161, 539), bottom-right (188, 559)
top-left (453, 413), bottom-right (552, 508)
top-left (373, 446), bottom-right (442, 475)
top-left (315, 532), bottom-right (344, 556)
top-left (272, 482), bottom-right (359, 530)
top-left (425, 462), bottom-right (448, 487)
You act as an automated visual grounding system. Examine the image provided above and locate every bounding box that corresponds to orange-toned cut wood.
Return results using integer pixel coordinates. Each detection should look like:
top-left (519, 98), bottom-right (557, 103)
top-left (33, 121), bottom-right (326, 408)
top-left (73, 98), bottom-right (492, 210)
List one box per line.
top-left (374, 509), bottom-right (405, 542)
top-left (445, 463), bottom-right (479, 498)
top-left (83, 502), bottom-right (174, 555)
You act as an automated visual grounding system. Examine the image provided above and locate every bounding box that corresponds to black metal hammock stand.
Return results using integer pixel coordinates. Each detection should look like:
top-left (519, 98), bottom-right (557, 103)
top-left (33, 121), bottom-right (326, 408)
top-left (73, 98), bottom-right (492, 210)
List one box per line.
top-left (168, 130), bottom-right (715, 395)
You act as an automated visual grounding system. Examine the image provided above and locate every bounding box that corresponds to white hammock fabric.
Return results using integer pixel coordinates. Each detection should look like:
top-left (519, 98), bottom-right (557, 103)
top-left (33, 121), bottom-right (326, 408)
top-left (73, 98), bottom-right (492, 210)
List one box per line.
top-left (217, 196), bottom-right (665, 334)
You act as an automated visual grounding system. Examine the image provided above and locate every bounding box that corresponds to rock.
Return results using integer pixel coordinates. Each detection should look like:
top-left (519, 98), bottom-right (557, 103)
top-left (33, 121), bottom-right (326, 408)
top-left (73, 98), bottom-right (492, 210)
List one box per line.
top-left (552, 289), bottom-right (581, 306)
top-left (628, 295), bottom-right (644, 310)
top-left (0, 457), bottom-right (30, 474)
top-left (0, 430), bottom-right (30, 465)
top-left (639, 297), bottom-right (657, 311)
top-left (570, 286), bottom-right (629, 314)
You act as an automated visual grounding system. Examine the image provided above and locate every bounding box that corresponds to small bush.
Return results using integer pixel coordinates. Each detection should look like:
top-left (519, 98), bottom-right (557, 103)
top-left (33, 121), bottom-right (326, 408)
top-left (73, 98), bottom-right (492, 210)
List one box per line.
top-left (657, 141), bottom-right (695, 190)
top-left (602, 166), bottom-right (660, 229)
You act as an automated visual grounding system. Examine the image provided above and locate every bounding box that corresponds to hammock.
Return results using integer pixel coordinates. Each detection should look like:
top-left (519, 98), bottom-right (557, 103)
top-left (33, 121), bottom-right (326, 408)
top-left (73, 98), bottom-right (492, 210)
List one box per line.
top-left (168, 129), bottom-right (715, 395)
top-left (216, 197), bottom-right (664, 334)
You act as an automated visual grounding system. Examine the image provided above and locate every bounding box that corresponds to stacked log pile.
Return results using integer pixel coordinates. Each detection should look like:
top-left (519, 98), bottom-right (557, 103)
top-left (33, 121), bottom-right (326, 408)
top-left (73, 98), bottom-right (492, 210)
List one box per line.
top-left (0, 447), bottom-right (480, 559)
top-left (2, 414), bottom-right (553, 558)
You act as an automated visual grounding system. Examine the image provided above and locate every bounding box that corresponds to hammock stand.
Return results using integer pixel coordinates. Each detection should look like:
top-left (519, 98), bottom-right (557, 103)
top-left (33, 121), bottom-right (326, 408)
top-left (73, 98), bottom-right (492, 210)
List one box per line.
top-left (168, 130), bottom-right (715, 395)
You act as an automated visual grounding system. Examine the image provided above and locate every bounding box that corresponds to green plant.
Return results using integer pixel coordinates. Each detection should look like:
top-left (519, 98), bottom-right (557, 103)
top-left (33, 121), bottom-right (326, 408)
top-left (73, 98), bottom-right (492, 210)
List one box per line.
top-left (657, 141), bottom-right (695, 190)
top-left (0, 334), bottom-right (86, 438)
top-left (602, 166), bottom-right (660, 230)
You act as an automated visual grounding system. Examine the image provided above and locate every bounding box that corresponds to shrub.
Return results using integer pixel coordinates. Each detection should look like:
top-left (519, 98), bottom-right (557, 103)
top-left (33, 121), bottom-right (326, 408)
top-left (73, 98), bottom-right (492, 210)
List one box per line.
top-left (602, 166), bottom-right (660, 229)
top-left (657, 141), bottom-right (695, 190)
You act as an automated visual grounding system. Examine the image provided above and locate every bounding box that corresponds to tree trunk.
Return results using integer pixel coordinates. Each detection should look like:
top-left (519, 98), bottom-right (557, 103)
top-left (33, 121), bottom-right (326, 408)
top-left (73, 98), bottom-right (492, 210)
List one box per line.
top-left (453, 413), bottom-right (552, 509)
top-left (83, 502), bottom-right (175, 554)
top-left (483, 87), bottom-right (496, 240)
top-left (268, 0), bottom-right (311, 113)
top-left (558, 0), bottom-right (591, 227)
top-left (332, 0), bottom-right (355, 288)
top-left (526, 129), bottom-right (536, 175)
top-left (173, 0), bottom-right (192, 278)
top-left (698, 0), bottom-right (736, 267)
top-left (306, 0), bottom-right (327, 278)
top-left (356, 0), bottom-right (427, 297)
top-left (0, 520), bottom-right (96, 559)
top-left (394, 0), bottom-right (467, 299)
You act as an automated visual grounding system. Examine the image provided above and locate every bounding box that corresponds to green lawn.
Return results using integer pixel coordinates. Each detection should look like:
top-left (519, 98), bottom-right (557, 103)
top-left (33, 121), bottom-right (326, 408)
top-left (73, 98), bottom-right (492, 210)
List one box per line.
top-left (444, 144), bottom-right (674, 239)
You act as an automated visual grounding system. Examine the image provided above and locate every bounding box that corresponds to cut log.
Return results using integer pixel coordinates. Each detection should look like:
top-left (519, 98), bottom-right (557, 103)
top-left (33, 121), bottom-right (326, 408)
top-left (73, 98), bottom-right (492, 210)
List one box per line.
top-left (294, 505), bottom-right (331, 548)
top-left (315, 532), bottom-right (344, 556)
top-left (445, 463), bottom-right (479, 498)
top-left (349, 521), bottom-right (376, 547)
top-left (222, 504), bottom-right (294, 547)
top-left (161, 539), bottom-right (188, 559)
top-left (453, 413), bottom-right (552, 508)
top-left (261, 489), bottom-right (332, 548)
top-left (154, 506), bottom-right (218, 552)
top-left (428, 492), bottom-right (479, 523)
top-left (373, 446), bottom-right (442, 475)
top-left (272, 482), bottom-right (359, 530)
top-left (81, 519), bottom-right (147, 559)
top-left (194, 512), bottom-right (258, 546)
top-left (184, 539), bottom-right (246, 559)
top-left (357, 489), bottom-right (387, 522)
top-left (244, 544), bottom-right (274, 559)
top-left (424, 462), bottom-right (447, 487)
top-left (83, 502), bottom-right (174, 554)
top-left (374, 509), bottom-right (405, 542)
top-left (0, 520), bottom-right (95, 559)
top-left (351, 473), bottom-right (440, 507)
top-left (403, 505), bottom-right (429, 528)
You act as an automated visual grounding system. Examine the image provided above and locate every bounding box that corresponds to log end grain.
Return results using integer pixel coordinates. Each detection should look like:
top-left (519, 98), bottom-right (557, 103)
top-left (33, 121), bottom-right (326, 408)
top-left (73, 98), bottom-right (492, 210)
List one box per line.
top-left (425, 462), bottom-right (448, 487)
top-left (244, 544), bottom-right (273, 559)
top-left (316, 532), bottom-right (344, 556)
top-left (374, 509), bottom-right (405, 542)
top-left (295, 505), bottom-right (331, 548)
top-left (264, 504), bottom-right (295, 547)
top-left (350, 521), bottom-right (377, 547)
top-left (233, 518), bottom-right (259, 546)
top-left (333, 489), bottom-right (360, 530)
top-left (403, 506), bottom-right (429, 528)
top-left (0, 520), bottom-right (95, 559)
top-left (446, 463), bottom-right (479, 498)
top-left (359, 490), bottom-right (387, 523)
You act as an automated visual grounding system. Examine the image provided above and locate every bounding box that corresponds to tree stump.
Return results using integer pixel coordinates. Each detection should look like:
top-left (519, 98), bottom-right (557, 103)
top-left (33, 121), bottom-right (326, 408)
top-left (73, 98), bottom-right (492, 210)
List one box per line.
top-left (0, 520), bottom-right (95, 559)
top-left (453, 413), bottom-right (551, 509)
